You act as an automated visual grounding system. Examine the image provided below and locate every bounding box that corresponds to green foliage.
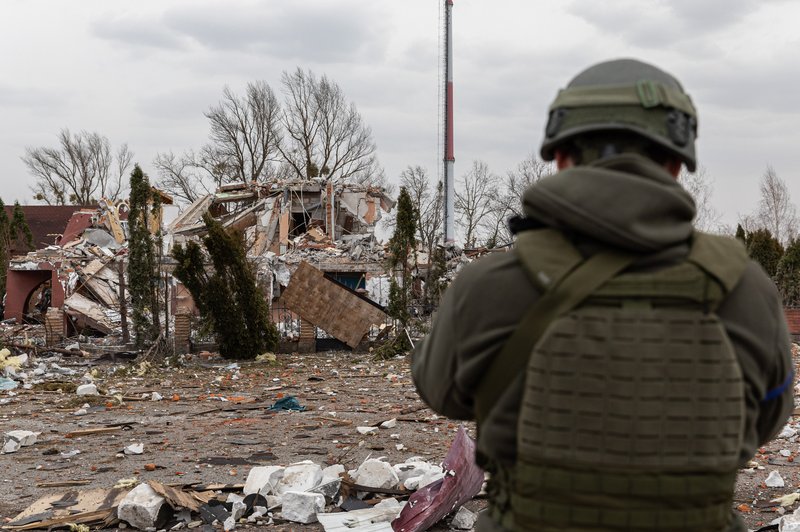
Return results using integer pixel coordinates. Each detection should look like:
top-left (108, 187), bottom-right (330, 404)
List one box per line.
top-left (745, 228), bottom-right (784, 278)
top-left (128, 165), bottom-right (161, 347)
top-left (0, 199), bottom-right (35, 300)
top-left (387, 187), bottom-right (417, 327)
top-left (372, 331), bottom-right (411, 360)
top-left (172, 214), bottom-right (278, 359)
top-left (387, 277), bottom-right (409, 325)
top-left (735, 224), bottom-right (746, 243)
top-left (776, 239), bottom-right (800, 306)
top-left (388, 187), bottom-right (417, 270)
top-left (423, 246), bottom-right (448, 313)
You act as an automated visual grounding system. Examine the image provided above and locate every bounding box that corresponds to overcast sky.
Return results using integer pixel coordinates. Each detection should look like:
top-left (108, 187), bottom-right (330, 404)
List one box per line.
top-left (1, 0), bottom-right (798, 227)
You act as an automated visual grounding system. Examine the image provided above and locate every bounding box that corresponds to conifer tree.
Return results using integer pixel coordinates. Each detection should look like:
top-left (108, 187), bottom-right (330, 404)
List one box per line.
top-left (172, 214), bottom-right (277, 359)
top-left (387, 187), bottom-right (416, 326)
top-left (128, 165), bottom-right (161, 346)
top-left (746, 228), bottom-right (784, 279)
top-left (776, 239), bottom-right (800, 306)
top-left (0, 200), bottom-right (34, 301)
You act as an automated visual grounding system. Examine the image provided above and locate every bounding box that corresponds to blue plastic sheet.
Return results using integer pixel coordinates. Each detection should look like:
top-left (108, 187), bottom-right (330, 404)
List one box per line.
top-left (268, 396), bottom-right (305, 411)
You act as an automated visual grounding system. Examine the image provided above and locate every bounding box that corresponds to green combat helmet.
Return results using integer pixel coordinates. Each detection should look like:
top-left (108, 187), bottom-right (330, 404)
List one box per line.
top-left (540, 58), bottom-right (699, 171)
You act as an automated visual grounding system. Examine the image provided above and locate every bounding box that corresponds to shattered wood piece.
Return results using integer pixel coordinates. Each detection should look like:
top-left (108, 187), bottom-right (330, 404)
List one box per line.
top-left (65, 426), bottom-right (125, 438)
top-left (391, 426), bottom-right (485, 532)
top-left (314, 416), bottom-right (353, 426)
top-left (5, 487), bottom-right (128, 531)
top-left (148, 480), bottom-right (215, 512)
top-left (64, 293), bottom-right (116, 335)
top-left (340, 477), bottom-right (412, 497)
top-left (36, 480), bottom-right (92, 488)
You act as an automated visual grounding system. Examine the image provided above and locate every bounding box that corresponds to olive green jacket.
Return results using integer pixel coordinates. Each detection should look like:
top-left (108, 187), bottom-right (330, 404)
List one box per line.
top-left (412, 154), bottom-right (793, 528)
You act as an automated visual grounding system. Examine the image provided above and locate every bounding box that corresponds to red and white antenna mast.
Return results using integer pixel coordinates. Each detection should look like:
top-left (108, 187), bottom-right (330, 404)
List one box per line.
top-left (442, 0), bottom-right (455, 244)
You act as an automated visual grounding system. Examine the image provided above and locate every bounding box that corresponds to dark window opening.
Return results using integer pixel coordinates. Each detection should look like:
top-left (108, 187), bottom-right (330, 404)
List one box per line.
top-left (290, 212), bottom-right (311, 237)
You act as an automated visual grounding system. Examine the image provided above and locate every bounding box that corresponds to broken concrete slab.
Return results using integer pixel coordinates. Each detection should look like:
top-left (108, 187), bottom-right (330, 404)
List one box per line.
top-left (317, 506), bottom-right (399, 532)
top-left (450, 506), bottom-right (478, 530)
top-left (275, 461), bottom-right (323, 495)
top-left (76, 383), bottom-right (98, 396)
top-left (117, 483), bottom-right (168, 530)
top-left (281, 491), bottom-right (325, 524)
top-left (3, 430), bottom-right (39, 454)
top-left (352, 459), bottom-right (399, 490)
top-left (243, 466), bottom-right (285, 496)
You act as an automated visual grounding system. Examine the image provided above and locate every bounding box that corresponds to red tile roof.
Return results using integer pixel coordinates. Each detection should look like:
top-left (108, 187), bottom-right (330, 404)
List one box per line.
top-left (3, 205), bottom-right (84, 255)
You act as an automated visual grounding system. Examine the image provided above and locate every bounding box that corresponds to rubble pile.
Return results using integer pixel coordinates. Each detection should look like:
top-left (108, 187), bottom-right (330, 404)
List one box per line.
top-left (4, 435), bottom-right (484, 532)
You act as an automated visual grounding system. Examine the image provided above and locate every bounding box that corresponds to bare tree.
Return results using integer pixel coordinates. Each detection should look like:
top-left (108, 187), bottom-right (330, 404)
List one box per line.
top-left (23, 129), bottom-right (132, 205)
top-left (399, 166), bottom-right (442, 252)
top-left (203, 81), bottom-right (282, 184)
top-left (455, 160), bottom-right (501, 248)
top-left (483, 153), bottom-right (554, 247)
top-left (155, 81), bottom-right (282, 202)
top-left (678, 165), bottom-right (723, 233)
top-left (757, 166), bottom-right (797, 245)
top-left (152, 151), bottom-right (215, 204)
top-left (279, 68), bottom-right (378, 183)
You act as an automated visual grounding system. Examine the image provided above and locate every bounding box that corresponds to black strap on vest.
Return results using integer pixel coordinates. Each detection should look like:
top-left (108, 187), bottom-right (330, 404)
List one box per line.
top-left (474, 248), bottom-right (637, 425)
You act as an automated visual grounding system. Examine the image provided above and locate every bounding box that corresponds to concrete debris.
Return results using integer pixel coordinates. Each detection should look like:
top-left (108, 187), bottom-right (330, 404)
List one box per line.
top-left (357, 426), bottom-right (379, 435)
top-left (450, 506), bottom-right (478, 529)
top-left (243, 466), bottom-right (285, 496)
top-left (117, 483), bottom-right (168, 530)
top-left (380, 418), bottom-right (397, 429)
top-left (3, 430), bottom-right (39, 453)
top-left (779, 424), bottom-right (798, 440)
top-left (124, 443), bottom-right (144, 455)
top-left (281, 491), bottom-right (325, 524)
top-left (317, 506), bottom-right (399, 532)
top-left (352, 459), bottom-right (400, 490)
top-left (76, 383), bottom-right (99, 396)
top-left (275, 461), bottom-right (323, 495)
top-left (767, 470), bottom-right (786, 488)
top-left (394, 460), bottom-right (443, 486)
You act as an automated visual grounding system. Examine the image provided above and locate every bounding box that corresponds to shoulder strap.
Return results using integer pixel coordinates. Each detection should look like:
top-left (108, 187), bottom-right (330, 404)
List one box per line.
top-left (687, 232), bottom-right (749, 292)
top-left (474, 245), bottom-right (636, 425)
top-left (515, 229), bottom-right (583, 291)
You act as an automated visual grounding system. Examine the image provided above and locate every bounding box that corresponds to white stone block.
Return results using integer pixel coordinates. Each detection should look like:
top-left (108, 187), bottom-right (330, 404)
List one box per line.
top-left (380, 418), bottom-right (397, 429)
top-left (281, 491), bottom-right (325, 524)
top-left (781, 514), bottom-right (800, 532)
top-left (243, 466), bottom-right (285, 496)
top-left (393, 461), bottom-right (437, 484)
top-left (124, 443), bottom-right (144, 455)
top-left (767, 470), bottom-right (786, 488)
top-left (76, 383), bottom-right (99, 396)
top-left (275, 462), bottom-right (322, 495)
top-left (451, 506), bottom-right (478, 529)
top-left (118, 483), bottom-right (167, 530)
top-left (357, 426), bottom-right (378, 435)
top-left (352, 459), bottom-right (399, 490)
top-left (3, 430), bottom-right (38, 453)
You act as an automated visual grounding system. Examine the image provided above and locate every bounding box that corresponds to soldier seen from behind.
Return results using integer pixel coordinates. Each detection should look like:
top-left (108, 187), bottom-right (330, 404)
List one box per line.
top-left (412, 58), bottom-right (794, 532)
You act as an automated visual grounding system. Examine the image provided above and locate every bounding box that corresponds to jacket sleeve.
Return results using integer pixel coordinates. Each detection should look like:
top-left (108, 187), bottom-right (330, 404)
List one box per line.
top-left (717, 261), bottom-right (794, 459)
top-left (411, 271), bottom-right (474, 420)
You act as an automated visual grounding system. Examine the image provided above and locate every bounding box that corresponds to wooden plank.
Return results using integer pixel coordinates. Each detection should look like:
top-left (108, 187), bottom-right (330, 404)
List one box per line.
top-left (280, 262), bottom-right (386, 349)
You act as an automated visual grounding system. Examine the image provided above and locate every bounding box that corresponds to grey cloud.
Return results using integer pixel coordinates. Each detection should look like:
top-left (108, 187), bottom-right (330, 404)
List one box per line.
top-left (91, 16), bottom-right (186, 50)
top-left (161, 1), bottom-right (388, 63)
top-left (0, 86), bottom-right (67, 112)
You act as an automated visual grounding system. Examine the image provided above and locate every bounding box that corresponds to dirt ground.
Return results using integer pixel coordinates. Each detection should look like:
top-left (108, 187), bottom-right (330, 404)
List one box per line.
top-left (1, 347), bottom-right (798, 531)
top-left (0, 349), bottom-right (478, 530)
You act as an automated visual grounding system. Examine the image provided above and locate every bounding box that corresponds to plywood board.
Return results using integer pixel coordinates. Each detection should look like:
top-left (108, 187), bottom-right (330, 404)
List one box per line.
top-left (280, 262), bottom-right (386, 349)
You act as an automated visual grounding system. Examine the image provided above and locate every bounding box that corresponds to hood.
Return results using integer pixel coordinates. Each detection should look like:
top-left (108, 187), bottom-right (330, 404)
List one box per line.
top-left (522, 154), bottom-right (696, 252)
